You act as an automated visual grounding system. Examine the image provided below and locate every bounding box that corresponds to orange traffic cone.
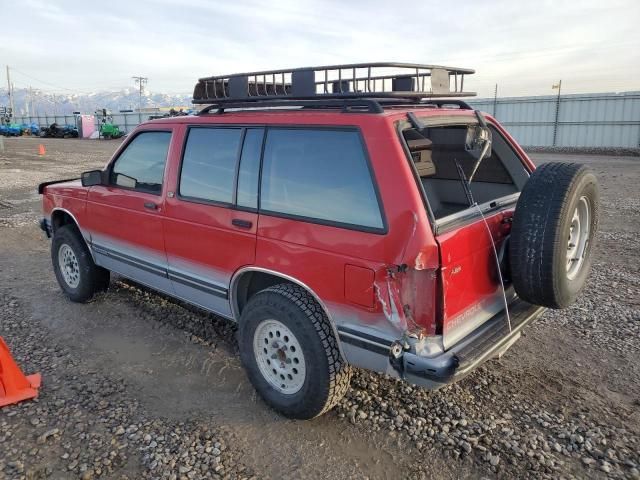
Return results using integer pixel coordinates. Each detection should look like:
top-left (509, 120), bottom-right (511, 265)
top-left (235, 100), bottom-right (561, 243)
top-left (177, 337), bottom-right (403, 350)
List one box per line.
top-left (38, 144), bottom-right (46, 156)
top-left (0, 337), bottom-right (41, 408)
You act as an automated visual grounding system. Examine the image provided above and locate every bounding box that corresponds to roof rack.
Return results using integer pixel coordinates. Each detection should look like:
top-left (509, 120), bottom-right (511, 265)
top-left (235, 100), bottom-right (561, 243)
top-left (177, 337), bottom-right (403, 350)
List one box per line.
top-left (192, 62), bottom-right (475, 109)
top-left (197, 98), bottom-right (474, 115)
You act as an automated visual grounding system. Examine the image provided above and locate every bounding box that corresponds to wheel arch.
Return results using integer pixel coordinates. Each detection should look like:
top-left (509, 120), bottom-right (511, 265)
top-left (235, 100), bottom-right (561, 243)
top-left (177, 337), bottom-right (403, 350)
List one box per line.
top-left (230, 267), bottom-right (346, 359)
top-left (50, 208), bottom-right (94, 257)
top-left (51, 207), bottom-right (81, 233)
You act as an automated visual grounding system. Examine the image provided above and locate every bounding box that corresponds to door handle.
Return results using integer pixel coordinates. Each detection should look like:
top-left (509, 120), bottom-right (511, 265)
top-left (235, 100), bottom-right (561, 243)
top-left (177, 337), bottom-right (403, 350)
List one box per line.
top-left (232, 218), bottom-right (253, 229)
top-left (144, 202), bottom-right (158, 210)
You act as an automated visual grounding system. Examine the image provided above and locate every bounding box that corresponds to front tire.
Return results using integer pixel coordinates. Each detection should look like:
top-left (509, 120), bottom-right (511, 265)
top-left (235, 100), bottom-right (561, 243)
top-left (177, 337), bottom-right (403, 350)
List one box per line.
top-left (52, 225), bottom-right (110, 302)
top-left (238, 283), bottom-right (351, 419)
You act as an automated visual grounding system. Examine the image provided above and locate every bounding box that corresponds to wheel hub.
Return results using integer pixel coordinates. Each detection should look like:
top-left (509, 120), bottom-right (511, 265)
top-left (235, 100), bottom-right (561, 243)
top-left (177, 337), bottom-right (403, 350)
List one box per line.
top-left (566, 196), bottom-right (590, 280)
top-left (253, 319), bottom-right (306, 394)
top-left (58, 244), bottom-right (80, 288)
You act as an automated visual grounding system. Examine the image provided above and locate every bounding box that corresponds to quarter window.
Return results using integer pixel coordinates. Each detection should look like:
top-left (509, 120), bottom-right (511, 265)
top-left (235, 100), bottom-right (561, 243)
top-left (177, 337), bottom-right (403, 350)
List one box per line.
top-left (180, 128), bottom-right (243, 204)
top-left (110, 131), bottom-right (171, 194)
top-left (260, 129), bottom-right (384, 230)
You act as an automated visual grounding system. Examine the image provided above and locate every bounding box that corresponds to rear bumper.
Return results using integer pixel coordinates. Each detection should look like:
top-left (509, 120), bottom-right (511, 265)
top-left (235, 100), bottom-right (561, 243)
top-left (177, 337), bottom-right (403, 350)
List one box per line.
top-left (401, 299), bottom-right (545, 388)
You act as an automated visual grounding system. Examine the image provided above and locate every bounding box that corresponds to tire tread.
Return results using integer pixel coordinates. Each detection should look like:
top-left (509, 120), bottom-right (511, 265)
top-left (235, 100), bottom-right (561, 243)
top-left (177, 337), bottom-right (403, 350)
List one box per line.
top-left (240, 283), bottom-right (351, 418)
top-left (510, 162), bottom-right (597, 307)
top-left (52, 224), bottom-right (110, 302)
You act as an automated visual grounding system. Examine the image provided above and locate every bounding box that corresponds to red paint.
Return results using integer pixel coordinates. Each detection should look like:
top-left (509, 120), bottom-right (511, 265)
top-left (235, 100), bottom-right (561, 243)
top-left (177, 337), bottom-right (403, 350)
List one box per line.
top-left (162, 126), bottom-right (257, 280)
top-left (41, 107), bottom-right (533, 344)
top-left (84, 183), bottom-right (167, 258)
top-left (344, 265), bottom-right (376, 308)
top-left (436, 209), bottom-right (514, 337)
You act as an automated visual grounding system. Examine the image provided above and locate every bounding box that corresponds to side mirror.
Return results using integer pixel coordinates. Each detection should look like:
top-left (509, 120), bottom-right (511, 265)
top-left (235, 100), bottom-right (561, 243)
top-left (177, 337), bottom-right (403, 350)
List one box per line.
top-left (81, 170), bottom-right (104, 187)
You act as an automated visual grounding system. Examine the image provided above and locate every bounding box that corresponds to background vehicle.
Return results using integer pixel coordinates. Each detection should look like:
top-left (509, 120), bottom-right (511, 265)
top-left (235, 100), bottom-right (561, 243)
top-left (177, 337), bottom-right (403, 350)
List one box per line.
top-left (38, 63), bottom-right (598, 419)
top-left (21, 122), bottom-right (40, 136)
top-left (40, 123), bottom-right (79, 138)
top-left (96, 109), bottom-right (125, 139)
top-left (0, 123), bottom-right (22, 136)
top-left (98, 122), bottom-right (123, 139)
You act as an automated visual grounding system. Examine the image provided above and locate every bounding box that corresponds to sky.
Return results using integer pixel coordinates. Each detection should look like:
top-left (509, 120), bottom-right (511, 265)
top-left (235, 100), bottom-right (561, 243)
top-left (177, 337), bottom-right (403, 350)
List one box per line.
top-left (2, 0), bottom-right (640, 98)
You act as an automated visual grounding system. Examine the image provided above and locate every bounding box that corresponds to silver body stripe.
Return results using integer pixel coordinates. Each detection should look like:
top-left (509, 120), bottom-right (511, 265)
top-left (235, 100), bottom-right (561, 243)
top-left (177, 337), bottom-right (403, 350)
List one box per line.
top-left (90, 236), bottom-right (232, 317)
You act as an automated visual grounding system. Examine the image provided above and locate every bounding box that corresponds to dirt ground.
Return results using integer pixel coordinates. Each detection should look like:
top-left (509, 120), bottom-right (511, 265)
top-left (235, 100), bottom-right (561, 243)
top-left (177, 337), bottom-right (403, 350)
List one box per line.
top-left (0, 137), bottom-right (638, 480)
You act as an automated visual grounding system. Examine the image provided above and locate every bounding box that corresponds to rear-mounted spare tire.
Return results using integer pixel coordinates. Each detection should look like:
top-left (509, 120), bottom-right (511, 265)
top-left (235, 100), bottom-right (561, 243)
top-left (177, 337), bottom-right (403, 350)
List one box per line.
top-left (509, 162), bottom-right (599, 308)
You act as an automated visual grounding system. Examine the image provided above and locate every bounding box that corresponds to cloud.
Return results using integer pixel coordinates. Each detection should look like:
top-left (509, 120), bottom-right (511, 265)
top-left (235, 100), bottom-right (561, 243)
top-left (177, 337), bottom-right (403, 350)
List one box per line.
top-left (2, 0), bottom-right (639, 97)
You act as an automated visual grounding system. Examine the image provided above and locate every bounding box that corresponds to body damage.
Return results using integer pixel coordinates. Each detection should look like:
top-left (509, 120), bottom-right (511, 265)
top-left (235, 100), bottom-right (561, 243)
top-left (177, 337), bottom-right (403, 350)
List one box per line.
top-left (370, 205), bottom-right (443, 362)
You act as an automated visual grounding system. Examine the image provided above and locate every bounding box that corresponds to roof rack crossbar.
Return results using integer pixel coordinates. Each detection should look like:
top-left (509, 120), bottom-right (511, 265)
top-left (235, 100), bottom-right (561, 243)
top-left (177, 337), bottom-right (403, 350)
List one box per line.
top-left (199, 98), bottom-right (386, 114)
top-left (418, 99), bottom-right (473, 110)
top-left (193, 62), bottom-right (475, 105)
top-left (197, 98), bottom-right (474, 115)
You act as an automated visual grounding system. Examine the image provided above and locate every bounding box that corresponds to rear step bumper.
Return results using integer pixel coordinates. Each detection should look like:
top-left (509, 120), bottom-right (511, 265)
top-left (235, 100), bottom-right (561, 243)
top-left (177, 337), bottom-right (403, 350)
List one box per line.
top-left (401, 299), bottom-right (546, 388)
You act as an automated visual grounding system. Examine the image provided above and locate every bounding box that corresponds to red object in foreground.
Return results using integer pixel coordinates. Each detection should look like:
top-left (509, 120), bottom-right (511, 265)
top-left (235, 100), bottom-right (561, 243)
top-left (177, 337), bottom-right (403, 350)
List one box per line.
top-left (0, 337), bottom-right (41, 407)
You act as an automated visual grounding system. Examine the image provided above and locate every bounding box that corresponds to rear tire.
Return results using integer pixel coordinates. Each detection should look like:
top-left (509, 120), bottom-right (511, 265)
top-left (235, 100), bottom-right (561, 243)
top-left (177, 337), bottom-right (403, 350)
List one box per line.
top-left (510, 162), bottom-right (599, 308)
top-left (52, 225), bottom-right (110, 302)
top-left (238, 283), bottom-right (351, 419)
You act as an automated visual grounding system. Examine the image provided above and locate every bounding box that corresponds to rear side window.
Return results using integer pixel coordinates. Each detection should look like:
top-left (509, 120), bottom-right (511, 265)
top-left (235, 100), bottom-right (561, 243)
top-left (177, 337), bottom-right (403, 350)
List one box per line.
top-left (260, 129), bottom-right (384, 231)
top-left (180, 128), bottom-right (243, 204)
top-left (110, 131), bottom-right (171, 194)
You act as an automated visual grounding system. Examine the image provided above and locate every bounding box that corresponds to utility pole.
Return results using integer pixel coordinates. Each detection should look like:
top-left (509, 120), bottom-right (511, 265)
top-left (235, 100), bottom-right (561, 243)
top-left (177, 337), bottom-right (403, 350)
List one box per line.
top-left (132, 76), bottom-right (148, 111)
top-left (552, 80), bottom-right (562, 147)
top-left (492, 83), bottom-right (498, 118)
top-left (30, 86), bottom-right (35, 118)
top-left (6, 65), bottom-right (15, 118)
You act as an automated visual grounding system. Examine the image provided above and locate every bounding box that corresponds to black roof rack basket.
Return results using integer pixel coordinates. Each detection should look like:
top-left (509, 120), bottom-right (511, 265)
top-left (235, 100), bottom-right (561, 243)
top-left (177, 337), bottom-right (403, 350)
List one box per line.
top-left (192, 62), bottom-right (475, 108)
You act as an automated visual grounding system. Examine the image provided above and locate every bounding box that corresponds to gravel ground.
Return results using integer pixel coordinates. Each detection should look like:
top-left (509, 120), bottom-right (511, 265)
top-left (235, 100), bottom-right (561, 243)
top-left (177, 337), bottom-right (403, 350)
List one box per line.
top-left (0, 137), bottom-right (638, 479)
top-left (523, 146), bottom-right (640, 157)
top-left (0, 291), bottom-right (252, 480)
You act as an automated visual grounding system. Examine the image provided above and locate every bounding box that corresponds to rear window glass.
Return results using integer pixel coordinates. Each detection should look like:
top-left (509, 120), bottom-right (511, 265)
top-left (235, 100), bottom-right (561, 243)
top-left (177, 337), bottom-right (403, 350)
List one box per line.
top-left (260, 129), bottom-right (384, 231)
top-left (179, 128), bottom-right (243, 204)
top-left (402, 123), bottom-right (527, 220)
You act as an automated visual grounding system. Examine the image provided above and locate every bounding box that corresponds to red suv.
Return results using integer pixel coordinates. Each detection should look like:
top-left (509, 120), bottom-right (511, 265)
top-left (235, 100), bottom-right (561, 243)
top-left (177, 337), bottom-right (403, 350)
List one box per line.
top-left (39, 63), bottom-right (599, 419)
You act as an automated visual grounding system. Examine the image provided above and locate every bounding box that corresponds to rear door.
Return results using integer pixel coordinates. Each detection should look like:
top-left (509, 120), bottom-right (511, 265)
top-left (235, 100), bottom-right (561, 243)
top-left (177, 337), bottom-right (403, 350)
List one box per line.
top-left (85, 129), bottom-right (174, 294)
top-left (436, 209), bottom-right (513, 349)
top-left (408, 120), bottom-right (528, 349)
top-left (162, 126), bottom-right (263, 317)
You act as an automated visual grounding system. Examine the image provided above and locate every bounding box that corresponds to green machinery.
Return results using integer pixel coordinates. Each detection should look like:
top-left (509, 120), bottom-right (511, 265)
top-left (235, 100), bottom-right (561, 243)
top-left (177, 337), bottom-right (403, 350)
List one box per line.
top-left (96, 109), bottom-right (124, 139)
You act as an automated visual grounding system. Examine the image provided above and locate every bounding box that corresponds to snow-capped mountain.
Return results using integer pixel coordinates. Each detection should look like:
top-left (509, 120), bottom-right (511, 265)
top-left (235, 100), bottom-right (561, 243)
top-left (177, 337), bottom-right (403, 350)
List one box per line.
top-left (0, 87), bottom-right (192, 115)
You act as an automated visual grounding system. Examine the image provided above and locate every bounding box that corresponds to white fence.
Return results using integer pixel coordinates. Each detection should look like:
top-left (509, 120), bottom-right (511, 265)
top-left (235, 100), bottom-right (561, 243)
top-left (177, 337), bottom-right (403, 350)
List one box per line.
top-left (11, 114), bottom-right (79, 128)
top-left (8, 91), bottom-right (640, 148)
top-left (468, 91), bottom-right (640, 148)
top-left (8, 112), bottom-right (151, 135)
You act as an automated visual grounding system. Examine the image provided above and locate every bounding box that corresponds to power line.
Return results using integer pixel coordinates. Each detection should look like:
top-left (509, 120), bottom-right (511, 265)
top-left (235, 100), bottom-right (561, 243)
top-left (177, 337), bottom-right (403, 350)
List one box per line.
top-left (8, 67), bottom-right (93, 94)
top-left (8, 67), bottom-right (156, 95)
